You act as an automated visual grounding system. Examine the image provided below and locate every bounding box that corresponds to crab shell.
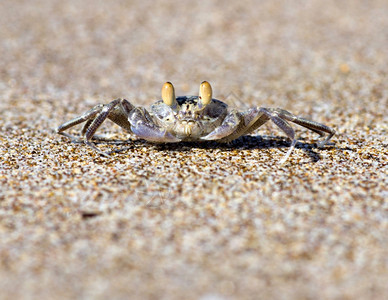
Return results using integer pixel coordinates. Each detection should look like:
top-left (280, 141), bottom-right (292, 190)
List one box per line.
top-left (151, 95), bottom-right (228, 140)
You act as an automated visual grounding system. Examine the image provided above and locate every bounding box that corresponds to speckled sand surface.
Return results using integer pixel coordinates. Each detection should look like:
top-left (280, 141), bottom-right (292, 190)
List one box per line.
top-left (0, 0), bottom-right (387, 299)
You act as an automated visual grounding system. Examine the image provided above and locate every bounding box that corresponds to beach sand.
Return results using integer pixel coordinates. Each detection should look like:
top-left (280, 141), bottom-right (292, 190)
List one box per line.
top-left (0, 0), bottom-right (387, 299)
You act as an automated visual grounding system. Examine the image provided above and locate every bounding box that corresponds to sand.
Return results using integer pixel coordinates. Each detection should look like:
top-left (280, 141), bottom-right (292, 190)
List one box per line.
top-left (0, 0), bottom-right (387, 299)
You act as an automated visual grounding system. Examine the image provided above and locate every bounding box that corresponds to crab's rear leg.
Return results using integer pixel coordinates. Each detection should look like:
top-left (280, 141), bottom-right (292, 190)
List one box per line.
top-left (224, 107), bottom-right (334, 164)
top-left (202, 107), bottom-right (297, 164)
top-left (269, 108), bottom-right (336, 148)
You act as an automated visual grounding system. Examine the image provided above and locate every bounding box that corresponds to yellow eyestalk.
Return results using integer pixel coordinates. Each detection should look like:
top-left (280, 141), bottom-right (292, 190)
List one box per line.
top-left (198, 81), bottom-right (212, 109)
top-left (161, 82), bottom-right (177, 109)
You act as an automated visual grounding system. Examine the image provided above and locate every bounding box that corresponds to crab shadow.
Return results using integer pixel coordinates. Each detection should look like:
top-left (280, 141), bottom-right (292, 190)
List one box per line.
top-left (105, 135), bottom-right (335, 163)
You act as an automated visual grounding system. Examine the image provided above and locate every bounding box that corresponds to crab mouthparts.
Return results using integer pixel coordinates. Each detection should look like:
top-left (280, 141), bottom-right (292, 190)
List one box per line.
top-left (184, 126), bottom-right (192, 136)
top-left (180, 120), bottom-right (195, 136)
top-left (173, 118), bottom-right (202, 137)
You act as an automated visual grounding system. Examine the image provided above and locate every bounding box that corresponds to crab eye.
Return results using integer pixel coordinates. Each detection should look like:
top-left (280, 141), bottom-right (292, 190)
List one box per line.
top-left (162, 82), bottom-right (177, 108)
top-left (198, 81), bottom-right (212, 108)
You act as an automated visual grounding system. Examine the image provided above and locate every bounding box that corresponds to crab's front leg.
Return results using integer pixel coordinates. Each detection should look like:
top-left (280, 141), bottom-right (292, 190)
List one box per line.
top-left (128, 107), bottom-right (180, 143)
top-left (57, 98), bottom-right (135, 156)
top-left (217, 107), bottom-right (335, 164)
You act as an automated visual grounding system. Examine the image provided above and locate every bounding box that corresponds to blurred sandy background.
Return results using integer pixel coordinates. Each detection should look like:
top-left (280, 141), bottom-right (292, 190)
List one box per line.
top-left (0, 0), bottom-right (387, 299)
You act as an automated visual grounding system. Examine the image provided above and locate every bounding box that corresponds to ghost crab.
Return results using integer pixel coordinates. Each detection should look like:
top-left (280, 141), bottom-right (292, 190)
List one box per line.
top-left (57, 81), bottom-right (335, 163)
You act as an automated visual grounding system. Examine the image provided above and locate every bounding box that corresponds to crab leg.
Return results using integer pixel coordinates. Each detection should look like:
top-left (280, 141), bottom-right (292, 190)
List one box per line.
top-left (56, 98), bottom-right (135, 155)
top-left (80, 99), bottom-right (130, 155)
top-left (82, 99), bottom-right (121, 139)
top-left (208, 107), bottom-right (297, 163)
top-left (56, 104), bottom-right (104, 142)
top-left (257, 108), bottom-right (298, 164)
top-left (228, 107), bottom-right (334, 163)
top-left (269, 108), bottom-right (336, 148)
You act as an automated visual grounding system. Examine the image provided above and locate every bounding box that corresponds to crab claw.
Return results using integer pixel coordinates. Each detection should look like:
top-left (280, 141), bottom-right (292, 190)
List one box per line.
top-left (198, 81), bottom-right (212, 109)
top-left (162, 82), bottom-right (178, 110)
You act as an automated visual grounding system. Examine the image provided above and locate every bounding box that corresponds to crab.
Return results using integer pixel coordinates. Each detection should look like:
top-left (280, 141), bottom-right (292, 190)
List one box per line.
top-left (56, 81), bottom-right (335, 163)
